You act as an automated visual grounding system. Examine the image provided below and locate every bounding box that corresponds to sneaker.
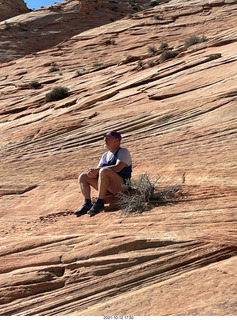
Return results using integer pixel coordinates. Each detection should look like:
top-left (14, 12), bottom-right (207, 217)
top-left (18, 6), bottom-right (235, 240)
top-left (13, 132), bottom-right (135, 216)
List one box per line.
top-left (88, 202), bottom-right (105, 217)
top-left (74, 203), bottom-right (92, 217)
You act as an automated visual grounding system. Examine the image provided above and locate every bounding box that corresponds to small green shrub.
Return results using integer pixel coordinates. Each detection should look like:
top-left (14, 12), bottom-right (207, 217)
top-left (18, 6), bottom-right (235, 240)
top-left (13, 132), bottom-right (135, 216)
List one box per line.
top-left (45, 86), bottom-right (69, 103)
top-left (137, 60), bottom-right (144, 69)
top-left (14, 23), bottom-right (22, 28)
top-left (159, 42), bottom-right (169, 51)
top-left (150, 0), bottom-right (158, 6)
top-left (49, 5), bottom-right (60, 11)
top-left (93, 63), bottom-right (103, 68)
top-left (148, 45), bottom-right (158, 56)
top-left (3, 23), bottom-right (10, 30)
top-left (207, 53), bottom-right (222, 61)
top-left (75, 70), bottom-right (82, 77)
top-left (147, 60), bottom-right (156, 68)
top-left (132, 5), bottom-right (138, 10)
top-left (160, 50), bottom-right (179, 62)
top-left (125, 55), bottom-right (132, 62)
top-left (48, 66), bottom-right (59, 73)
top-left (105, 39), bottom-right (116, 45)
top-left (184, 35), bottom-right (208, 48)
top-left (29, 81), bottom-right (41, 89)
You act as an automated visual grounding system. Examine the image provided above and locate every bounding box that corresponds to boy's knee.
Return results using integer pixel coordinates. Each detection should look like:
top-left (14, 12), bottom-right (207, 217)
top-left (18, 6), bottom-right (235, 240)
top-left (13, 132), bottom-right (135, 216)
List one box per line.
top-left (99, 167), bottom-right (112, 176)
top-left (78, 173), bottom-right (87, 183)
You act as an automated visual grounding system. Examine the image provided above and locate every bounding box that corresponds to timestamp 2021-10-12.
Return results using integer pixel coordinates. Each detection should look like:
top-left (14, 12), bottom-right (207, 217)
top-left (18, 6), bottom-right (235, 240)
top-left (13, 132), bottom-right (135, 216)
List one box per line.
top-left (103, 316), bottom-right (134, 320)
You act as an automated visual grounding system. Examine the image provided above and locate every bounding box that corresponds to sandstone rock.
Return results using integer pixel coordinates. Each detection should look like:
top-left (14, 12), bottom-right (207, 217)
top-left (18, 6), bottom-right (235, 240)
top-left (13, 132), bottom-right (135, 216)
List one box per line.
top-left (0, 0), bottom-right (151, 63)
top-left (0, 0), bottom-right (236, 316)
top-left (0, 0), bottom-right (28, 21)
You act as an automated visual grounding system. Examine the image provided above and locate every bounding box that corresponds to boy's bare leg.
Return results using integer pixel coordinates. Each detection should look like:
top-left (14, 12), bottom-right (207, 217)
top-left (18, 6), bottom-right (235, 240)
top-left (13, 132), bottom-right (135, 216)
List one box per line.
top-left (77, 168), bottom-right (127, 217)
top-left (97, 167), bottom-right (126, 199)
top-left (74, 173), bottom-right (98, 217)
top-left (78, 173), bottom-right (98, 199)
top-left (88, 168), bottom-right (125, 217)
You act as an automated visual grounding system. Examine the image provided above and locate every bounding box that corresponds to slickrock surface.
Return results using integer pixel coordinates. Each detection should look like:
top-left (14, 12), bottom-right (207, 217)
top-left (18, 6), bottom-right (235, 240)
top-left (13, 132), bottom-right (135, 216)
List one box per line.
top-left (0, 0), bottom-right (237, 316)
top-left (0, 0), bottom-right (151, 63)
top-left (0, 0), bottom-right (28, 21)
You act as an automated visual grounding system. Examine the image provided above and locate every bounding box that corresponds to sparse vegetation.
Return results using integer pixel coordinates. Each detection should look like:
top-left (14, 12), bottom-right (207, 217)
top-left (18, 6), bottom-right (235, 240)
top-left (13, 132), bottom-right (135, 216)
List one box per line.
top-left (184, 35), bottom-right (208, 48)
top-left (125, 55), bottom-right (132, 62)
top-left (49, 5), bottom-right (60, 11)
top-left (93, 63), bottom-right (103, 68)
top-left (148, 45), bottom-right (158, 56)
top-left (48, 62), bottom-right (59, 73)
top-left (207, 53), bottom-right (222, 61)
top-left (76, 70), bottom-right (82, 77)
top-left (160, 50), bottom-right (179, 62)
top-left (137, 60), bottom-right (144, 69)
top-left (29, 81), bottom-right (41, 89)
top-left (150, 0), bottom-right (158, 7)
top-left (3, 22), bottom-right (10, 30)
top-left (75, 68), bottom-right (87, 77)
top-left (105, 39), bottom-right (116, 45)
top-left (45, 86), bottom-right (69, 103)
top-left (14, 23), bottom-right (22, 28)
top-left (147, 60), bottom-right (156, 67)
top-left (159, 42), bottom-right (169, 51)
top-left (117, 173), bottom-right (184, 214)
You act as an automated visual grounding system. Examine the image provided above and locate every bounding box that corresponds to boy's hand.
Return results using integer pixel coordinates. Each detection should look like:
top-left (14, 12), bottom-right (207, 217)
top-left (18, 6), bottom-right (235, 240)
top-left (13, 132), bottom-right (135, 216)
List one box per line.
top-left (88, 168), bottom-right (99, 178)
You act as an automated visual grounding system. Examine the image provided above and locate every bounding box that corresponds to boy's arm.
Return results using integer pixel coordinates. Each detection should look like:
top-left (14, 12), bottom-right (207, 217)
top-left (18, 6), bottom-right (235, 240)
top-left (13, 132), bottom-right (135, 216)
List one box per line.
top-left (87, 167), bottom-right (100, 178)
top-left (106, 161), bottom-right (127, 172)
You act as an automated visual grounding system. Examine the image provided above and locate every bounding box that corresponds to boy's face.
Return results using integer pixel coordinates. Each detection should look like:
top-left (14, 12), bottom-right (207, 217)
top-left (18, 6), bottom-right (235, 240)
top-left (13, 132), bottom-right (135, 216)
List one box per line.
top-left (104, 135), bottom-right (120, 151)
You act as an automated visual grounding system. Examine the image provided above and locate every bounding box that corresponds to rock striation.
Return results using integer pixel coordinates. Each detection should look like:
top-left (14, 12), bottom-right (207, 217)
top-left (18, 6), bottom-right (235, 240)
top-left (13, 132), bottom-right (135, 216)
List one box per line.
top-left (0, 0), bottom-right (151, 63)
top-left (0, 0), bottom-right (236, 316)
top-left (0, 0), bottom-right (28, 21)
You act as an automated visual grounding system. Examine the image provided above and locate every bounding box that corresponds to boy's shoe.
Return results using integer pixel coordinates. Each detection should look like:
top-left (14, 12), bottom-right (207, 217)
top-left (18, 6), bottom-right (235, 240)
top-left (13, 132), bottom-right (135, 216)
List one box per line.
top-left (88, 202), bottom-right (105, 217)
top-left (74, 203), bottom-right (92, 217)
